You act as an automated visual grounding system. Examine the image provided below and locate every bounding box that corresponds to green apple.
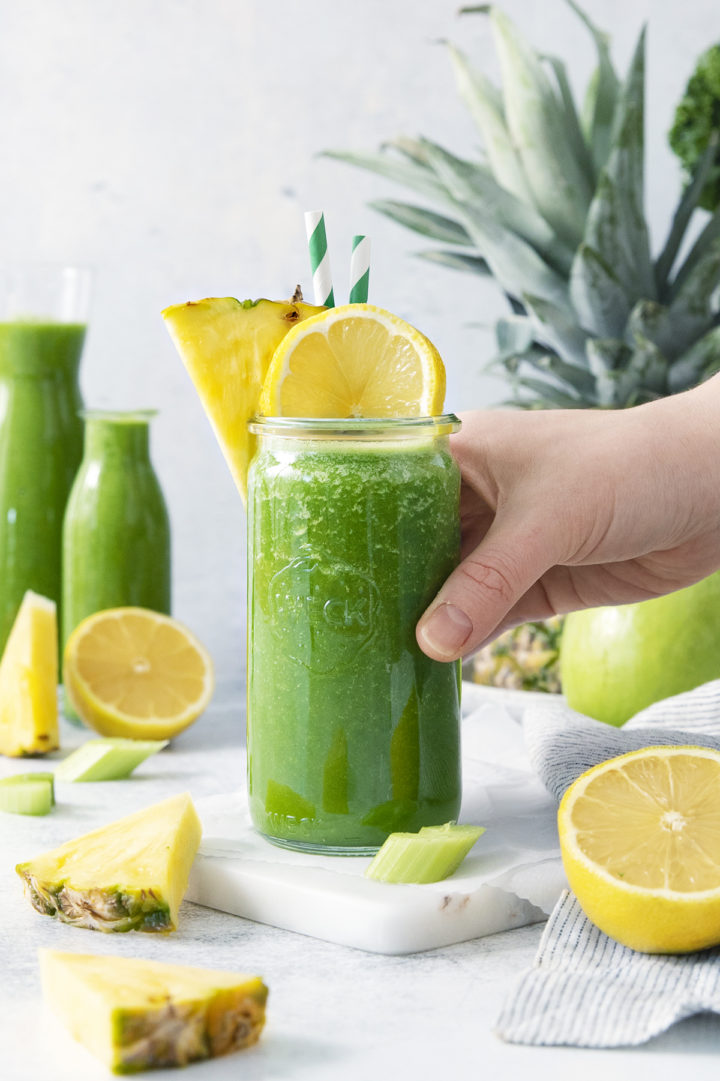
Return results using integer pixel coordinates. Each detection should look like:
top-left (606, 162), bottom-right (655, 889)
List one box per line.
top-left (560, 571), bottom-right (720, 726)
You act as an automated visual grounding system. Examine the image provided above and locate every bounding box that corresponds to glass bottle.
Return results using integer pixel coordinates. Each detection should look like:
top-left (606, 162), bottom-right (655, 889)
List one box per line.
top-left (61, 410), bottom-right (172, 664)
top-left (246, 415), bottom-right (462, 855)
top-left (0, 264), bottom-right (91, 651)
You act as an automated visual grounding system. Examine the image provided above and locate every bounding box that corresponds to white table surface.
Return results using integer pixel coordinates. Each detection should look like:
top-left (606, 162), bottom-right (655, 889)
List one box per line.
top-left (2, 680), bottom-right (720, 1081)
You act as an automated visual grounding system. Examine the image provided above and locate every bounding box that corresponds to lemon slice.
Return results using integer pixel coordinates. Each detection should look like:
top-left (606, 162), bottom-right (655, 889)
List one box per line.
top-left (63, 608), bottom-right (214, 741)
top-left (258, 303), bottom-right (446, 417)
top-left (558, 745), bottom-right (720, 953)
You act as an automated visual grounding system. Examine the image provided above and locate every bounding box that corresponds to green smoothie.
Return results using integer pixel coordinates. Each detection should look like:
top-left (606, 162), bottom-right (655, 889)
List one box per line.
top-left (247, 417), bottom-right (462, 853)
top-left (0, 321), bottom-right (86, 651)
top-left (61, 412), bottom-right (171, 656)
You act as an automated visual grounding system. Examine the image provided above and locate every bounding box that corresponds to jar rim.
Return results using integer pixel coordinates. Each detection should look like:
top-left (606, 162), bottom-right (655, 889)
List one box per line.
top-left (248, 414), bottom-right (461, 437)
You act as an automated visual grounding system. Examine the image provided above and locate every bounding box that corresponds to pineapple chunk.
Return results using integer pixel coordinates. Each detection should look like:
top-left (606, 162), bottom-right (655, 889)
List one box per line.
top-left (16, 793), bottom-right (201, 932)
top-left (162, 295), bottom-right (324, 500)
top-left (40, 950), bottom-right (267, 1073)
top-left (0, 590), bottom-right (58, 756)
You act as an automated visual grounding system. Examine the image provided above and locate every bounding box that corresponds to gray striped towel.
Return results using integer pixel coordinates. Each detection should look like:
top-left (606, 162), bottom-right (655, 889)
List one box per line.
top-left (524, 678), bottom-right (720, 802)
top-left (495, 891), bottom-right (720, 1046)
top-left (496, 679), bottom-right (720, 1047)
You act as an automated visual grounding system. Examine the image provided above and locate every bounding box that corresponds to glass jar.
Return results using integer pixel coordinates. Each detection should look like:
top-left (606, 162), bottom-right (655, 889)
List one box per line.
top-left (246, 415), bottom-right (462, 854)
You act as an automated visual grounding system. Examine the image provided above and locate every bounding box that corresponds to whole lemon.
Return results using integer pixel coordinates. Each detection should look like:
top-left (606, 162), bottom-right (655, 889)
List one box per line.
top-left (560, 571), bottom-right (720, 726)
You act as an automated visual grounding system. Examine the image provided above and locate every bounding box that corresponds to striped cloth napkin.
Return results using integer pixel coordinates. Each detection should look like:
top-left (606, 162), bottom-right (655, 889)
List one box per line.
top-left (495, 890), bottom-right (720, 1046)
top-left (496, 679), bottom-right (720, 1047)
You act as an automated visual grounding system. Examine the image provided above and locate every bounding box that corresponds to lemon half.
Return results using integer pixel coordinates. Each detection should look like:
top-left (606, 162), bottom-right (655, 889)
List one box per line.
top-left (558, 745), bottom-right (720, 953)
top-left (258, 303), bottom-right (446, 417)
top-left (63, 608), bottom-right (214, 741)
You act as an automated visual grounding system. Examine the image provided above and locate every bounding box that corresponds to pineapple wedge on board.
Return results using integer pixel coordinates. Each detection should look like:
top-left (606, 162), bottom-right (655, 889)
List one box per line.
top-left (162, 295), bottom-right (324, 500)
top-left (40, 950), bottom-right (268, 1073)
top-left (0, 590), bottom-right (58, 757)
top-left (16, 793), bottom-right (201, 932)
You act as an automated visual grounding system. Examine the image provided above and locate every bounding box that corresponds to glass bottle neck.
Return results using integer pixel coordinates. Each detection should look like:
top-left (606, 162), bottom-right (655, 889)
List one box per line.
top-left (84, 417), bottom-right (151, 463)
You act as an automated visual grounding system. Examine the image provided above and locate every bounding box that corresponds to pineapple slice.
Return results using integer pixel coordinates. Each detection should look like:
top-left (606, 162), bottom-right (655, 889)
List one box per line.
top-left (0, 590), bottom-right (58, 757)
top-left (16, 793), bottom-right (201, 932)
top-left (162, 294), bottom-right (324, 500)
top-left (40, 950), bottom-right (268, 1073)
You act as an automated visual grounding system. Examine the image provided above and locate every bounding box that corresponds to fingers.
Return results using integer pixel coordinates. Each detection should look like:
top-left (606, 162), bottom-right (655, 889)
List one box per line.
top-left (416, 512), bottom-right (556, 662)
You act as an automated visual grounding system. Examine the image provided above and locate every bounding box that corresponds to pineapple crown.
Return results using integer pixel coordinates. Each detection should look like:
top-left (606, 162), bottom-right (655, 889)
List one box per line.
top-left (326, 2), bottom-right (720, 409)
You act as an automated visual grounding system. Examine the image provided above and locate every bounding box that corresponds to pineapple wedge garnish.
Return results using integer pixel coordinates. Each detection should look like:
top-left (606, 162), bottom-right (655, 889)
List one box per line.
top-left (16, 793), bottom-right (201, 932)
top-left (162, 294), bottom-right (324, 500)
top-left (0, 590), bottom-right (58, 757)
top-left (40, 950), bottom-right (268, 1073)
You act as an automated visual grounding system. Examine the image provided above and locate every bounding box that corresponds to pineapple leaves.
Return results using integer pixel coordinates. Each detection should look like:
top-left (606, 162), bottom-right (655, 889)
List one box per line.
top-left (495, 315), bottom-right (534, 359)
top-left (542, 54), bottom-right (596, 188)
top-left (459, 202), bottom-right (571, 314)
top-left (522, 294), bottom-right (593, 374)
top-left (415, 249), bottom-right (491, 275)
top-left (587, 337), bottom-right (668, 406)
top-left (490, 7), bottom-right (593, 248)
top-left (447, 44), bottom-right (533, 203)
top-left (417, 138), bottom-right (574, 275)
top-left (670, 200), bottom-right (720, 298)
top-left (655, 134), bottom-right (719, 295)
top-left (527, 352), bottom-right (597, 400)
top-left (565, 0), bottom-right (620, 173)
top-left (321, 150), bottom-right (445, 202)
top-left (667, 235), bottom-right (720, 343)
top-left (507, 374), bottom-right (588, 408)
top-left (369, 200), bottom-right (473, 246)
top-left (666, 326), bottom-right (720, 392)
top-left (582, 28), bottom-right (655, 303)
top-left (570, 244), bottom-right (632, 337)
top-left (625, 299), bottom-right (678, 357)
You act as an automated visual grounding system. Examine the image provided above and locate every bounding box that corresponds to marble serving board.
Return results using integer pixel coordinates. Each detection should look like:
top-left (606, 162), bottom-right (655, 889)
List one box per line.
top-left (186, 690), bottom-right (567, 954)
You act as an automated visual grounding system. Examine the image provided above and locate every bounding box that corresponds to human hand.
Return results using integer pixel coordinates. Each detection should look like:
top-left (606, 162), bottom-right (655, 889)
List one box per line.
top-left (416, 377), bottom-right (720, 661)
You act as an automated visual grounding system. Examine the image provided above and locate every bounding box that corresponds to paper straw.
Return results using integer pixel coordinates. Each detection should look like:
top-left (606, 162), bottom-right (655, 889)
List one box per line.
top-left (349, 235), bottom-right (370, 303)
top-left (305, 210), bottom-right (335, 307)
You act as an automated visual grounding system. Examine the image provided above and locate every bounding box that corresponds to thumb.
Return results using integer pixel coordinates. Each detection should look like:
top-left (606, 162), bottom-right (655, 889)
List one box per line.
top-left (416, 513), bottom-right (553, 662)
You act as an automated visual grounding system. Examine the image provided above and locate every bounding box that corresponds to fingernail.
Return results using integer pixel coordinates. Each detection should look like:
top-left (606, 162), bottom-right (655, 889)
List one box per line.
top-left (419, 603), bottom-right (473, 659)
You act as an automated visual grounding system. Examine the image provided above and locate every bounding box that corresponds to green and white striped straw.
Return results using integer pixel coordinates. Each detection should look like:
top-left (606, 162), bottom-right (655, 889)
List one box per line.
top-left (304, 210), bottom-right (335, 307)
top-left (349, 234), bottom-right (370, 303)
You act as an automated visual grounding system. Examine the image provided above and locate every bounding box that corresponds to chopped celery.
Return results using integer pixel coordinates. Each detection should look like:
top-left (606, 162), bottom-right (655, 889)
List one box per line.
top-left (0, 773), bottom-right (54, 815)
top-left (365, 821), bottom-right (485, 883)
top-left (54, 738), bottom-right (168, 783)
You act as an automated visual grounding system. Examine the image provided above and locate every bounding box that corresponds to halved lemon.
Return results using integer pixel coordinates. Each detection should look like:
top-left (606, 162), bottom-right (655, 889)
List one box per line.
top-left (258, 303), bottom-right (446, 417)
top-left (63, 609), bottom-right (214, 741)
top-left (558, 745), bottom-right (720, 953)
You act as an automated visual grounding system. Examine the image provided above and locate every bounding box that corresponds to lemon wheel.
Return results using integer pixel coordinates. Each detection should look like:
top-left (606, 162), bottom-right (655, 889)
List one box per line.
top-left (258, 303), bottom-right (446, 418)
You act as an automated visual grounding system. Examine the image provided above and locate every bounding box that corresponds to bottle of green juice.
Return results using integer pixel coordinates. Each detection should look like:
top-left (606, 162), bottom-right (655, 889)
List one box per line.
top-left (61, 410), bottom-right (171, 719)
top-left (0, 265), bottom-right (91, 653)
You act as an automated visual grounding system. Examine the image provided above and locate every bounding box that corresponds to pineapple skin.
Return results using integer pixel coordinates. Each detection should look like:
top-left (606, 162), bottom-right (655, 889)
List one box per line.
top-left (0, 590), bottom-right (58, 756)
top-left (16, 793), bottom-right (201, 932)
top-left (472, 617), bottom-right (564, 693)
top-left (39, 950), bottom-right (268, 1074)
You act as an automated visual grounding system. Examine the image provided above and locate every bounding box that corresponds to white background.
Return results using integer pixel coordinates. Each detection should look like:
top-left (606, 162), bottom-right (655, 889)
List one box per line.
top-left (1, 0), bottom-right (717, 681)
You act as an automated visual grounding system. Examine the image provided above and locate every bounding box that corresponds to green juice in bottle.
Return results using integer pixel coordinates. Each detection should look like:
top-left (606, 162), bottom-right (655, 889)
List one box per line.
top-left (61, 411), bottom-right (171, 719)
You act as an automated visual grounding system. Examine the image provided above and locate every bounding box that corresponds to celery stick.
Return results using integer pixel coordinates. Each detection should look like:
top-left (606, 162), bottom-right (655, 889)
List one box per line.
top-left (55, 738), bottom-right (168, 782)
top-left (365, 822), bottom-right (485, 883)
top-left (0, 774), bottom-right (54, 815)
